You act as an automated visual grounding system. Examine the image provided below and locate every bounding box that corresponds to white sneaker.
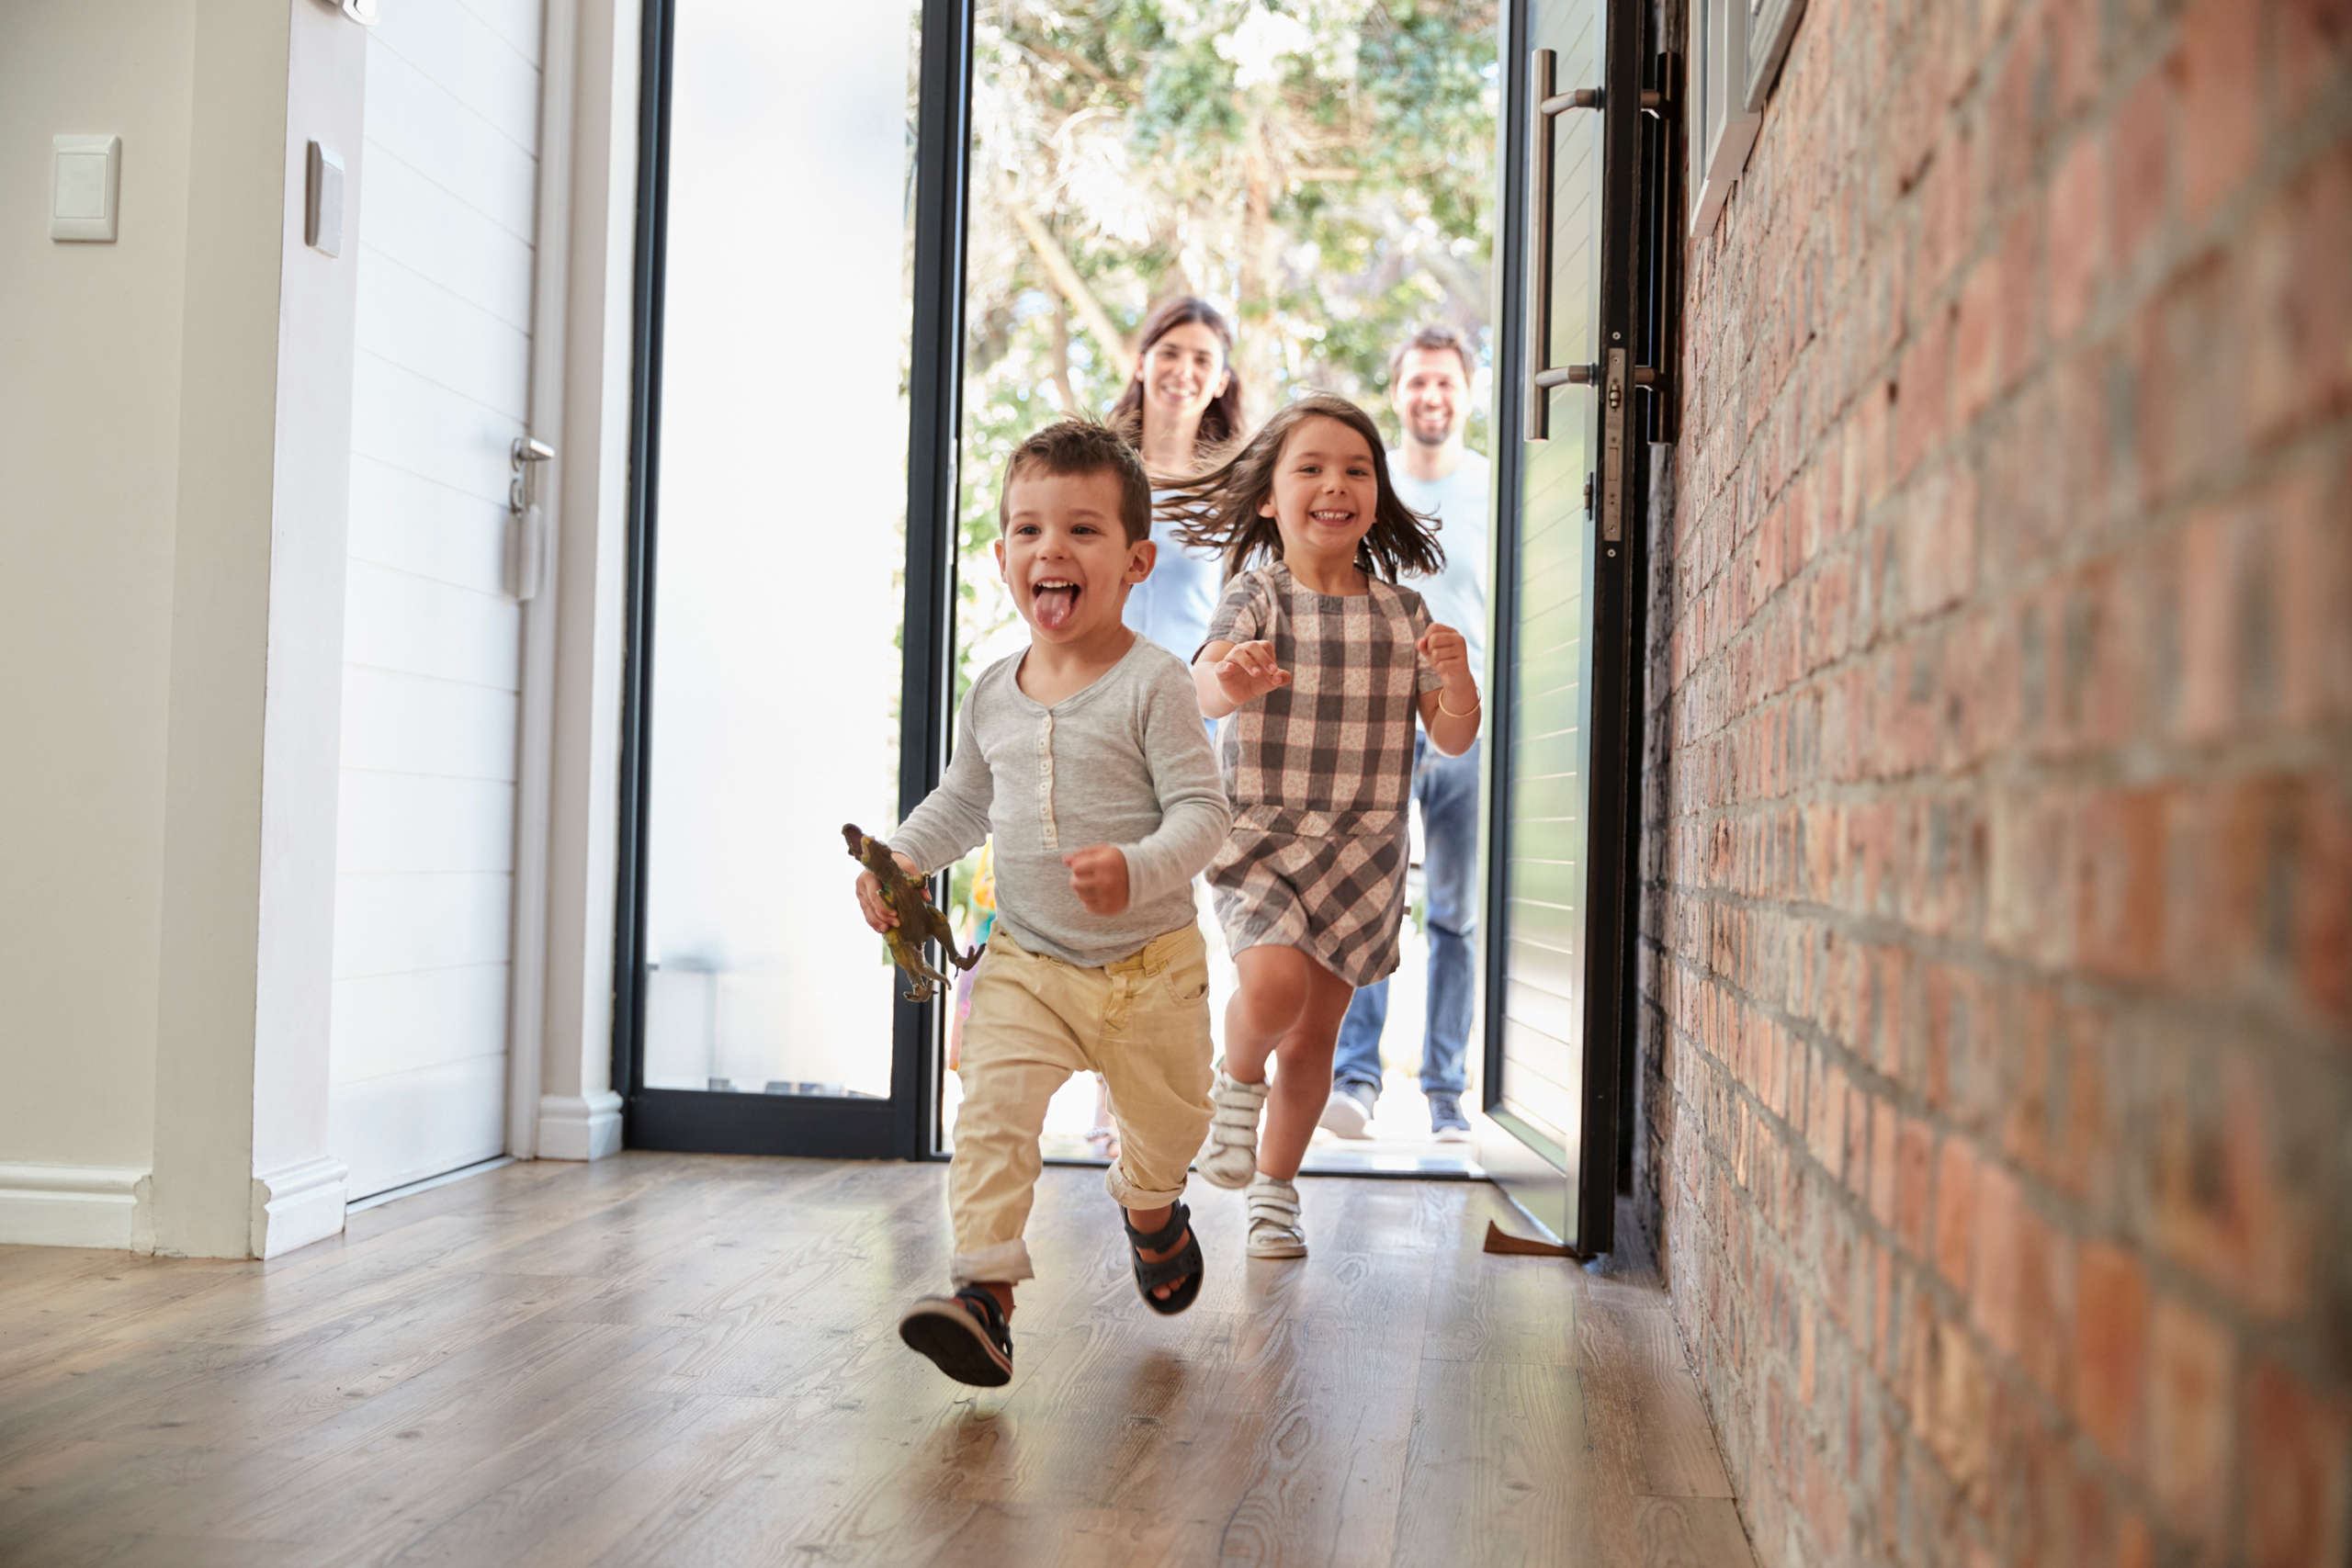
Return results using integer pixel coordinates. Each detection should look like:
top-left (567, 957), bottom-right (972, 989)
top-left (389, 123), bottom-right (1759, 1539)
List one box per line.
top-left (1197, 1067), bottom-right (1268, 1190)
top-left (1245, 1176), bottom-right (1306, 1258)
top-left (1318, 1081), bottom-right (1376, 1140)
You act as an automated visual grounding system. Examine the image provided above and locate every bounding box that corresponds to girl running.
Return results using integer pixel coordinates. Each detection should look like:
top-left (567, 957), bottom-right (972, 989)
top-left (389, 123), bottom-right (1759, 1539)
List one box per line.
top-left (1170, 394), bottom-right (1484, 1258)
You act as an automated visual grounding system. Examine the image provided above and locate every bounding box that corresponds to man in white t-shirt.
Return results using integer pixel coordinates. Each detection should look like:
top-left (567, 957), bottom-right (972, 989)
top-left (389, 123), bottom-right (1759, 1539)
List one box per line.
top-left (1323, 326), bottom-right (1490, 1143)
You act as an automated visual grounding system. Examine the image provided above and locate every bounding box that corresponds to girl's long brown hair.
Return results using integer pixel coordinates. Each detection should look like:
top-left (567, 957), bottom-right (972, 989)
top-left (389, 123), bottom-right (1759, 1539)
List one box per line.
top-left (1165, 394), bottom-right (1445, 584)
top-left (1107, 298), bottom-right (1245, 453)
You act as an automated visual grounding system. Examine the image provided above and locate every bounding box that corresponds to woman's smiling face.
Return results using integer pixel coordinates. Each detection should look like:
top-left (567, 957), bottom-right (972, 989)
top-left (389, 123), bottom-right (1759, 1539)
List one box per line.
top-left (1139, 320), bottom-right (1228, 423)
top-left (1257, 414), bottom-right (1378, 565)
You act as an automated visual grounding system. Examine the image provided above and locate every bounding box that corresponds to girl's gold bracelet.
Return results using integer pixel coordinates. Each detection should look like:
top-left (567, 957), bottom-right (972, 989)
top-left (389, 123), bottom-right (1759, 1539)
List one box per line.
top-left (1438, 690), bottom-right (1482, 718)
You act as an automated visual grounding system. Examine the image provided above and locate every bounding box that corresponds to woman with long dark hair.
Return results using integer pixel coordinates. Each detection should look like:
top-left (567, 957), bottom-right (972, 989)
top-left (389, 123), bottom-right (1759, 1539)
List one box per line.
top-left (1114, 297), bottom-right (1246, 664)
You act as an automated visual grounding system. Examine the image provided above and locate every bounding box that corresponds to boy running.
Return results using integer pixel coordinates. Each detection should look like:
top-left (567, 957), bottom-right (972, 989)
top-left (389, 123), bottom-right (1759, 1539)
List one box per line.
top-left (859, 420), bottom-right (1232, 1387)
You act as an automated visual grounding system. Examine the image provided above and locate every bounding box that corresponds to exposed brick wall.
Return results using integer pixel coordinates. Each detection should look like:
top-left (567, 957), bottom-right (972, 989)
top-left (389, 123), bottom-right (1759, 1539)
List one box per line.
top-left (1637, 0), bottom-right (2352, 1562)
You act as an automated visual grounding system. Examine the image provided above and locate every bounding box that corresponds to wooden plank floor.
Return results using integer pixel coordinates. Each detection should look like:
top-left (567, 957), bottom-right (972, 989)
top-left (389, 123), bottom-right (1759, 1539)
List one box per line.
top-left (0, 1153), bottom-right (1756, 1567)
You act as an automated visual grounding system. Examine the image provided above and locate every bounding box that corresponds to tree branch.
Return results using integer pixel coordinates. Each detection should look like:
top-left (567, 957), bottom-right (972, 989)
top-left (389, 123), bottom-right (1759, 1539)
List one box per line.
top-left (1003, 184), bottom-right (1136, 386)
top-left (1049, 300), bottom-right (1079, 414)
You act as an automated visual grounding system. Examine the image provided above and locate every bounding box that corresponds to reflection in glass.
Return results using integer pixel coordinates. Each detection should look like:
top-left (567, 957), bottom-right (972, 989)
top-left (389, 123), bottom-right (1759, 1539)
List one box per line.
top-left (639, 0), bottom-right (922, 1100)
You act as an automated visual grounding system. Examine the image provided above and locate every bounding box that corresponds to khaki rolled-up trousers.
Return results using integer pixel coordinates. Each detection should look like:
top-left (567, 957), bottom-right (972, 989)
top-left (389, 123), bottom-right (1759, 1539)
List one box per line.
top-left (949, 923), bottom-right (1216, 1286)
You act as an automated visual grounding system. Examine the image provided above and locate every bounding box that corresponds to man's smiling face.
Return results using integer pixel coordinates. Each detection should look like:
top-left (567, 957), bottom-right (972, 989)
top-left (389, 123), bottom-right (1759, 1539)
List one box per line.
top-left (994, 467), bottom-right (1153, 644)
top-left (1392, 345), bottom-right (1468, 449)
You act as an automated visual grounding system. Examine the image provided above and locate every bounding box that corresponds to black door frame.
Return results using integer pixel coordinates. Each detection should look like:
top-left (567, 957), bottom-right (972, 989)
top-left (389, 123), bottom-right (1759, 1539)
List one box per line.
top-left (1481, 0), bottom-right (1657, 1253)
top-left (613, 0), bottom-right (975, 1161)
top-left (616, 0), bottom-right (1657, 1184)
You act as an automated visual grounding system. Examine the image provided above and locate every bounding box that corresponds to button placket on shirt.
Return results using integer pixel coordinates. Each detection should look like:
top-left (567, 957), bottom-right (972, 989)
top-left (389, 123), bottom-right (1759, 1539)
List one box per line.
top-left (1035, 710), bottom-right (1059, 851)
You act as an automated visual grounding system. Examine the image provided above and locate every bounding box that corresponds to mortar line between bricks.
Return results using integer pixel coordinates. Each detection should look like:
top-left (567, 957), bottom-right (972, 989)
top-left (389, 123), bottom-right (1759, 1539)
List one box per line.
top-left (1676, 182), bottom-right (2352, 585)
top-left (1665, 1066), bottom-right (2174, 1564)
top-left (1645, 874), bottom-right (2351, 1057)
top-left (1649, 949), bottom-right (2348, 1393)
top-left (1666, 1105), bottom-right (2005, 1560)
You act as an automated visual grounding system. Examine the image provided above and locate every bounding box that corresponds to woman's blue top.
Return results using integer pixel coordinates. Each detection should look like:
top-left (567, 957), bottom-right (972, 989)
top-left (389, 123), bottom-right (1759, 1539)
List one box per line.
top-left (1121, 488), bottom-right (1226, 665)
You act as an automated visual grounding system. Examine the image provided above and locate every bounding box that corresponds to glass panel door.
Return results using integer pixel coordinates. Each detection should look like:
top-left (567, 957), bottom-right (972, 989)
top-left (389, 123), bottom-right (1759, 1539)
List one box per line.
top-left (1481, 0), bottom-right (1649, 1249)
top-left (616, 0), bottom-right (968, 1156)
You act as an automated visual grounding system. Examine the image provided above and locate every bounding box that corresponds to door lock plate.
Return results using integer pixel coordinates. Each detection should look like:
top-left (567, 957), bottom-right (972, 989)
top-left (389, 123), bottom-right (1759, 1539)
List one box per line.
top-left (1600, 349), bottom-right (1626, 542)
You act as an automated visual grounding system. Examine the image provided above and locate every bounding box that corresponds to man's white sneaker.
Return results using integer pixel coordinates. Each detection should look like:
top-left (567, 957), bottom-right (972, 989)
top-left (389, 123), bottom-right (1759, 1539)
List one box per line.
top-left (1245, 1176), bottom-right (1306, 1258)
top-left (1197, 1067), bottom-right (1267, 1190)
top-left (1318, 1081), bottom-right (1376, 1140)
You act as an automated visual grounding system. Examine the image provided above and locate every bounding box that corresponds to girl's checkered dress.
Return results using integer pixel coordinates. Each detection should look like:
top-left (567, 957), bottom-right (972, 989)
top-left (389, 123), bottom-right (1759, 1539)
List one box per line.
top-left (1203, 562), bottom-right (1446, 987)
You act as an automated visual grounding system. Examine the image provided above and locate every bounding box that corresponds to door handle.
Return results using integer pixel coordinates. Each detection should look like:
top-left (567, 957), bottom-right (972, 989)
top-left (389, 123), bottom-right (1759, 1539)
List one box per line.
top-left (1524, 48), bottom-right (1604, 443)
top-left (506, 436), bottom-right (556, 601)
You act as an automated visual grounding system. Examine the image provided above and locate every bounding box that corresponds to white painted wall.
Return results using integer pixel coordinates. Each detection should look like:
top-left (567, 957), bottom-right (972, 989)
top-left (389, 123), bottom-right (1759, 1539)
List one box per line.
top-left (0, 0), bottom-right (366, 1257)
top-left (0, 1), bottom-right (198, 1242)
top-left (152, 0), bottom-right (368, 1260)
top-left (0, 0), bottom-right (641, 1251)
top-left (251, 0), bottom-right (370, 1257)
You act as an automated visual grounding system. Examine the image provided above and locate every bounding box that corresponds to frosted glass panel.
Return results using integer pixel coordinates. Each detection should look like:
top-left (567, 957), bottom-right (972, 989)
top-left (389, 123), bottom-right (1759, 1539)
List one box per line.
top-left (640, 0), bottom-right (921, 1100)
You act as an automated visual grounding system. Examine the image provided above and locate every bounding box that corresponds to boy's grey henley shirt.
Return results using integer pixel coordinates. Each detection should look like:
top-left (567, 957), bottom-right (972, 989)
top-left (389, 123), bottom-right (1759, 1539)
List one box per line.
top-left (891, 637), bottom-right (1231, 971)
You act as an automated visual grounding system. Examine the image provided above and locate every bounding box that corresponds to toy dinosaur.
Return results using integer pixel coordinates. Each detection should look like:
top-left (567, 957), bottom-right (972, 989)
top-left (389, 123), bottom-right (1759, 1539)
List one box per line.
top-left (843, 823), bottom-right (981, 1002)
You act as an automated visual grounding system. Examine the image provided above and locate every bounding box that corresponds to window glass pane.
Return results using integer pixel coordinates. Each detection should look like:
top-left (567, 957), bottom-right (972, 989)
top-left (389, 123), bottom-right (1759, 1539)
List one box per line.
top-left (639, 0), bottom-right (922, 1100)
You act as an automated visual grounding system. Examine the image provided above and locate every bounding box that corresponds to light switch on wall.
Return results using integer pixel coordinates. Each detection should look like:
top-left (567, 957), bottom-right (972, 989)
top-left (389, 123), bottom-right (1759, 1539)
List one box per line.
top-left (51, 135), bottom-right (120, 242)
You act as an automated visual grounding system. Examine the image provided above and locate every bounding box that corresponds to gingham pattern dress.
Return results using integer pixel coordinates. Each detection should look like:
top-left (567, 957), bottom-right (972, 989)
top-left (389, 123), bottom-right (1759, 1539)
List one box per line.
top-left (1203, 562), bottom-right (1446, 987)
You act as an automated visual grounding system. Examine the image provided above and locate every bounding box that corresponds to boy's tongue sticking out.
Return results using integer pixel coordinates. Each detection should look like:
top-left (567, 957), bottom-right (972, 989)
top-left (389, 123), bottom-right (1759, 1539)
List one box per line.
top-left (1031, 577), bottom-right (1080, 632)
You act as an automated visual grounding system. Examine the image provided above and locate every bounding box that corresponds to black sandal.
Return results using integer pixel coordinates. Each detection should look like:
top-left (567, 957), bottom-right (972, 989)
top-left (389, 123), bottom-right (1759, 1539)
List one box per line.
top-left (899, 1285), bottom-right (1013, 1386)
top-left (1125, 1201), bottom-right (1204, 1316)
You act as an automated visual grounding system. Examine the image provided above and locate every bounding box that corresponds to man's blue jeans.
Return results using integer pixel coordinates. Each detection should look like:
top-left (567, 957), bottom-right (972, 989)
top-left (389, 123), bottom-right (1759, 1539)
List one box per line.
top-left (1334, 737), bottom-right (1479, 1099)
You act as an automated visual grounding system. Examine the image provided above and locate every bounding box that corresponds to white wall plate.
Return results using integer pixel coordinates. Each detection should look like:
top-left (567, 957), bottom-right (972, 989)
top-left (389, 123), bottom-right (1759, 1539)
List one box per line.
top-left (51, 134), bottom-right (120, 243)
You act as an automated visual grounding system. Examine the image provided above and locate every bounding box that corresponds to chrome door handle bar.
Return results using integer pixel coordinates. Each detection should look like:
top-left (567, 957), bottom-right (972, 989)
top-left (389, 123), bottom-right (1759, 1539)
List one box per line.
top-left (1525, 49), bottom-right (1605, 443)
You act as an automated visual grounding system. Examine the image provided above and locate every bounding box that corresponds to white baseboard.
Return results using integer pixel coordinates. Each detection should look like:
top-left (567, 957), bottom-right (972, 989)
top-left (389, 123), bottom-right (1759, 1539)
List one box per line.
top-left (537, 1091), bottom-right (623, 1161)
top-left (0, 1164), bottom-right (153, 1251)
top-left (250, 1156), bottom-right (349, 1259)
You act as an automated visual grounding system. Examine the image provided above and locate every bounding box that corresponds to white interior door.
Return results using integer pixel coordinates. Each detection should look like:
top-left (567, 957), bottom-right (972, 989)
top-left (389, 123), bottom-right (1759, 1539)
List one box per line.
top-left (332, 0), bottom-right (546, 1200)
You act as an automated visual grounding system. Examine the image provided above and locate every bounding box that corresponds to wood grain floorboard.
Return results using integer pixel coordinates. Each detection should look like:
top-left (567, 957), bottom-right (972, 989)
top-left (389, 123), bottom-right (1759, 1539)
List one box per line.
top-left (1575, 1291), bottom-right (1736, 1501)
top-left (0, 1152), bottom-right (1756, 1568)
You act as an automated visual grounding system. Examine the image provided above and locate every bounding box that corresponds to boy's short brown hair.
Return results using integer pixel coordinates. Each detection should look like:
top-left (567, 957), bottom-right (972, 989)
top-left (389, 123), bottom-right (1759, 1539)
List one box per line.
top-left (998, 420), bottom-right (1154, 545)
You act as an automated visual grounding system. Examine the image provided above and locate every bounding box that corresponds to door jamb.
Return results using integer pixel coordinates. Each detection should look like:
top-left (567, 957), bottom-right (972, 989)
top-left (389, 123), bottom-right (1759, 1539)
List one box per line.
top-left (608, 0), bottom-right (672, 1139)
top-left (506, 0), bottom-right (582, 1161)
top-left (893, 0), bottom-right (977, 1161)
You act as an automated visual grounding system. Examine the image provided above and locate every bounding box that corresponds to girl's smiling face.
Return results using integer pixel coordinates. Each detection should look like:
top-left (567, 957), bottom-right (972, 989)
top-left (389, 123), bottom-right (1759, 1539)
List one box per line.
top-left (1257, 414), bottom-right (1379, 568)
